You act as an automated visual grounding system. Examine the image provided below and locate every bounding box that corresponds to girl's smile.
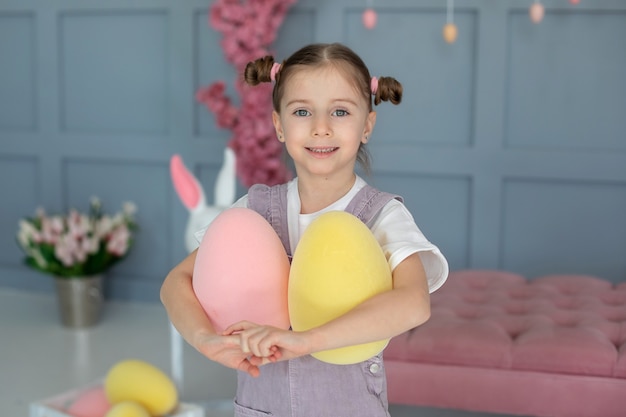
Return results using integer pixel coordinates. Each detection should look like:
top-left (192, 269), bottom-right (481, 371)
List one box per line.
top-left (306, 146), bottom-right (340, 156)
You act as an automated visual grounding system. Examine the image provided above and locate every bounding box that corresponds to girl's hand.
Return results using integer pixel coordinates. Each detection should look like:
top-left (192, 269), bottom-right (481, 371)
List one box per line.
top-left (193, 330), bottom-right (262, 377)
top-left (223, 321), bottom-right (312, 364)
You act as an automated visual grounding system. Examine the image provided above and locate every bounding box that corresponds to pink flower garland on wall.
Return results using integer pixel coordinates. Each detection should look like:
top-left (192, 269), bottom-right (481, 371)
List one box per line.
top-left (196, 0), bottom-right (296, 187)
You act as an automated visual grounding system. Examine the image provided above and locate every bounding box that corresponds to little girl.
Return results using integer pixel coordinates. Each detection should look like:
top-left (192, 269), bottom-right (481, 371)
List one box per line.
top-left (161, 42), bottom-right (448, 416)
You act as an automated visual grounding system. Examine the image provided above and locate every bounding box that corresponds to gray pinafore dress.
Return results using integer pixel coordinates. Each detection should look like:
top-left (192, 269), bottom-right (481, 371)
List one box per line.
top-left (234, 183), bottom-right (402, 417)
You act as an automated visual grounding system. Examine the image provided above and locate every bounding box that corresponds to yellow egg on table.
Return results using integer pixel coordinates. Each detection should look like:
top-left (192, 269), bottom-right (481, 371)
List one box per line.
top-left (104, 401), bottom-right (150, 417)
top-left (289, 211), bottom-right (393, 365)
top-left (104, 359), bottom-right (177, 416)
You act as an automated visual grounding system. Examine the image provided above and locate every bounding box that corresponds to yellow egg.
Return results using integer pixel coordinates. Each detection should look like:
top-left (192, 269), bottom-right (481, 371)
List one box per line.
top-left (104, 401), bottom-right (151, 417)
top-left (104, 360), bottom-right (178, 416)
top-left (289, 211), bottom-right (392, 364)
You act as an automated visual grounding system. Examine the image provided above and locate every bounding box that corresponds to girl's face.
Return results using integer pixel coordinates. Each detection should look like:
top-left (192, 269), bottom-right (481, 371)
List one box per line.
top-left (273, 66), bottom-right (376, 182)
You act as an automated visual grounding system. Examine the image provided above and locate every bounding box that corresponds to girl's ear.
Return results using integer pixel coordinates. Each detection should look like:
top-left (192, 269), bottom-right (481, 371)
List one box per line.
top-left (272, 111), bottom-right (285, 142)
top-left (362, 111), bottom-right (377, 143)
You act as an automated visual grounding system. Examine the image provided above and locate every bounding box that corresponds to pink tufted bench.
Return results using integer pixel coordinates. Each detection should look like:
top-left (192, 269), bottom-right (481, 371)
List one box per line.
top-left (384, 270), bottom-right (626, 417)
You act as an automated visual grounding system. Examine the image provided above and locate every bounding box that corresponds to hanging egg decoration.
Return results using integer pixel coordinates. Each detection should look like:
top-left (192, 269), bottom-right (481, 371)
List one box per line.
top-left (362, 8), bottom-right (377, 29)
top-left (443, 23), bottom-right (458, 43)
top-left (443, 0), bottom-right (457, 44)
top-left (529, 2), bottom-right (545, 23)
top-left (569, 0), bottom-right (580, 4)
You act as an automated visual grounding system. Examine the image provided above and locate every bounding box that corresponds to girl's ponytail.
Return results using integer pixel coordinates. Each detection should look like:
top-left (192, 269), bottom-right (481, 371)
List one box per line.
top-left (373, 76), bottom-right (402, 106)
top-left (244, 55), bottom-right (275, 86)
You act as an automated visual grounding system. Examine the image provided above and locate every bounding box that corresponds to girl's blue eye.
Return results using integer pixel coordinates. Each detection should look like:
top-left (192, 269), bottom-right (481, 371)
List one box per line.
top-left (294, 109), bottom-right (310, 117)
top-left (333, 109), bottom-right (349, 117)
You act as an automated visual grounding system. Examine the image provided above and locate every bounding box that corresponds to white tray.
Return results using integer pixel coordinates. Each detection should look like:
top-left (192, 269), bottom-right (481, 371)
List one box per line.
top-left (29, 380), bottom-right (205, 417)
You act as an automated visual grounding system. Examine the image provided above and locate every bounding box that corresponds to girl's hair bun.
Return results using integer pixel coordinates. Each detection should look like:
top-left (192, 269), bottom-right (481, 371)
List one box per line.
top-left (374, 76), bottom-right (402, 106)
top-left (244, 55), bottom-right (275, 86)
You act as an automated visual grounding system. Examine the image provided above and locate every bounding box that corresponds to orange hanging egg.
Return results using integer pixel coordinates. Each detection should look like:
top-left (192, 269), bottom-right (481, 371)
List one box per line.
top-left (443, 23), bottom-right (458, 43)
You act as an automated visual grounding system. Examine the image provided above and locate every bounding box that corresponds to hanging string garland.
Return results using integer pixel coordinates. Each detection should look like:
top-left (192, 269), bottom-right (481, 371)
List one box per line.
top-left (443, 0), bottom-right (458, 43)
top-left (529, 0), bottom-right (545, 23)
top-left (362, 0), bottom-right (377, 29)
top-left (369, 0), bottom-right (580, 45)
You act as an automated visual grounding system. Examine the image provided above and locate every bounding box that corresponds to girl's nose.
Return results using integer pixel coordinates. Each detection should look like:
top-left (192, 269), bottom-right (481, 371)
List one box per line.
top-left (312, 116), bottom-right (332, 137)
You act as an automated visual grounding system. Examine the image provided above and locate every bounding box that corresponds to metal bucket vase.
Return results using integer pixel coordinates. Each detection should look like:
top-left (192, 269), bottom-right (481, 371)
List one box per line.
top-left (54, 275), bottom-right (103, 328)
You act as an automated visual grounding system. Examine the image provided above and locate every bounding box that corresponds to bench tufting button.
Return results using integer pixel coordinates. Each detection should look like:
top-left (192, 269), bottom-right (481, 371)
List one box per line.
top-left (369, 363), bottom-right (381, 374)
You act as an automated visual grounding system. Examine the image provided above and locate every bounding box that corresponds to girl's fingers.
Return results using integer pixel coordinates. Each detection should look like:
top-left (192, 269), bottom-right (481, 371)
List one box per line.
top-left (249, 355), bottom-right (276, 367)
top-left (222, 321), bottom-right (284, 359)
top-left (245, 328), bottom-right (270, 357)
top-left (241, 341), bottom-right (250, 354)
top-left (223, 320), bottom-right (256, 335)
top-left (239, 359), bottom-right (260, 378)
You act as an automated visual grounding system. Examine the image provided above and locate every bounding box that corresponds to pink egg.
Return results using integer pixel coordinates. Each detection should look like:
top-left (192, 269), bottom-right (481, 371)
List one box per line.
top-left (66, 385), bottom-right (111, 417)
top-left (362, 9), bottom-right (377, 29)
top-left (192, 207), bottom-right (290, 333)
top-left (529, 3), bottom-right (545, 23)
top-left (569, 0), bottom-right (580, 4)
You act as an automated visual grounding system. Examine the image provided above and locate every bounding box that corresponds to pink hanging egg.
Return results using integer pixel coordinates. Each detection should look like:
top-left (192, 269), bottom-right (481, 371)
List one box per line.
top-left (529, 3), bottom-right (545, 23)
top-left (569, 0), bottom-right (580, 4)
top-left (362, 8), bottom-right (377, 29)
top-left (192, 207), bottom-right (290, 333)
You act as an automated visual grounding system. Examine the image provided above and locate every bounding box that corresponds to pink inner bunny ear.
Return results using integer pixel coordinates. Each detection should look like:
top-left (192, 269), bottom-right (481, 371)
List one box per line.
top-left (170, 154), bottom-right (201, 210)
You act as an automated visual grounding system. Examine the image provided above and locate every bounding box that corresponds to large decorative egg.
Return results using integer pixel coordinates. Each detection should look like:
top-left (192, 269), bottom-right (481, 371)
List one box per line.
top-left (104, 359), bottom-right (178, 416)
top-left (289, 211), bottom-right (393, 364)
top-left (193, 207), bottom-right (290, 333)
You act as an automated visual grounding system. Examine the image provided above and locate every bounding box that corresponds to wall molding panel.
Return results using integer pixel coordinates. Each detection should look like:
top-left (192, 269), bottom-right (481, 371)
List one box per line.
top-left (1, 0), bottom-right (625, 302)
top-left (0, 12), bottom-right (36, 131)
top-left (59, 10), bottom-right (170, 134)
top-left (500, 178), bottom-right (626, 280)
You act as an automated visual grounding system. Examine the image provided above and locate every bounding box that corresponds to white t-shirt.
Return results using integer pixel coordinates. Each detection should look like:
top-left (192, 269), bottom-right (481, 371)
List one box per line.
top-left (196, 176), bottom-right (448, 293)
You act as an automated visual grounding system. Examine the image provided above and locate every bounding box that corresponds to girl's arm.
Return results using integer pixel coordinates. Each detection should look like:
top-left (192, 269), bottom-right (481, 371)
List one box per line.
top-left (160, 250), bottom-right (262, 377)
top-left (309, 251), bottom-right (430, 350)
top-left (228, 252), bottom-right (430, 360)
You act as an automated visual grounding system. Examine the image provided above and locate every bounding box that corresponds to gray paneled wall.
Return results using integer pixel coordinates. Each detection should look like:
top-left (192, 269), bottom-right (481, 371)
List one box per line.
top-left (1, 0), bottom-right (625, 302)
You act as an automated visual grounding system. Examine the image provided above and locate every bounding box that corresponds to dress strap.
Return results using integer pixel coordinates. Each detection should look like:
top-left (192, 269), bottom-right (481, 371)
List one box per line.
top-left (344, 184), bottom-right (403, 227)
top-left (248, 183), bottom-right (291, 257)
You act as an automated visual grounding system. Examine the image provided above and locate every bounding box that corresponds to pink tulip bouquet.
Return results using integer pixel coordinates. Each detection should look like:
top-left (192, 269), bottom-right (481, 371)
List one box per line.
top-left (16, 198), bottom-right (137, 278)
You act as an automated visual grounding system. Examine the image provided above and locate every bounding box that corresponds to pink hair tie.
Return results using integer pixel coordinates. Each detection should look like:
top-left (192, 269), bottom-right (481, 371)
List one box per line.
top-left (270, 62), bottom-right (281, 82)
top-left (370, 76), bottom-right (379, 95)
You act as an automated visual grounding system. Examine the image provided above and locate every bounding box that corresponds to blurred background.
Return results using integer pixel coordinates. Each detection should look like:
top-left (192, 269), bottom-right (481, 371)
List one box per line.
top-left (1, 0), bottom-right (625, 303)
top-left (1, 1), bottom-right (625, 415)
